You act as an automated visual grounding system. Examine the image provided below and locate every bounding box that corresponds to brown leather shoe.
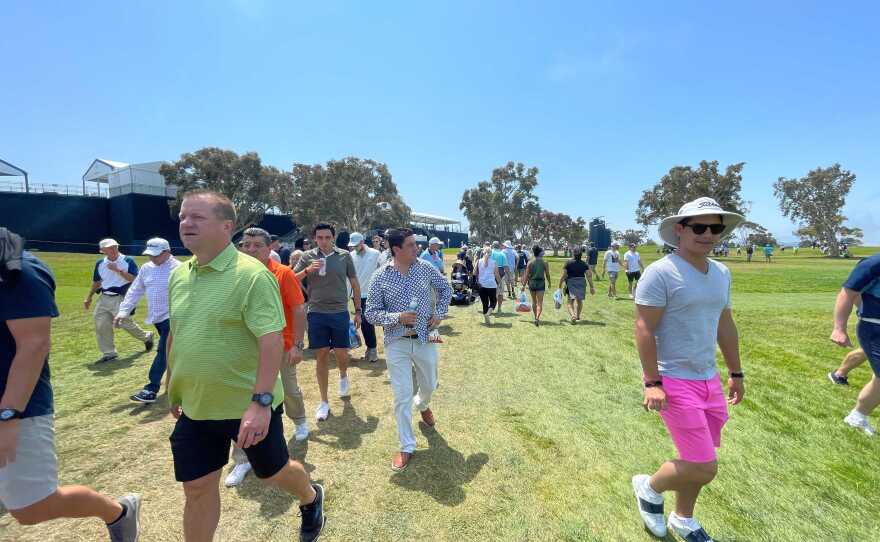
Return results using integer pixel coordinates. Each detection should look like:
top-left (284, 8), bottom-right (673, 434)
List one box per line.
top-left (392, 451), bottom-right (412, 472)
top-left (420, 408), bottom-right (435, 427)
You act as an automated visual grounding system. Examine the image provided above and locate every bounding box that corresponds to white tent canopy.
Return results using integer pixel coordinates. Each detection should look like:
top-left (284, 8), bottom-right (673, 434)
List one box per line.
top-left (81, 158), bottom-right (174, 197)
top-left (0, 158), bottom-right (29, 192)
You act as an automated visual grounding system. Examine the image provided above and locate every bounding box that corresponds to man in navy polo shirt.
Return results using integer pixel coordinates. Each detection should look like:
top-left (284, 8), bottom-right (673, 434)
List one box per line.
top-left (84, 239), bottom-right (153, 363)
top-left (0, 229), bottom-right (141, 540)
top-left (831, 252), bottom-right (880, 436)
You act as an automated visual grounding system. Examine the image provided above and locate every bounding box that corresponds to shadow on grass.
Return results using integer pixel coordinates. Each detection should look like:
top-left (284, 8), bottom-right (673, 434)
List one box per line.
top-left (390, 423), bottom-right (489, 506)
top-left (436, 324), bottom-right (461, 337)
top-left (311, 398), bottom-right (378, 450)
top-left (484, 322), bottom-right (513, 329)
top-left (86, 351), bottom-right (148, 376)
top-left (573, 320), bottom-right (606, 326)
top-left (348, 358), bottom-right (388, 378)
top-left (109, 393), bottom-right (172, 424)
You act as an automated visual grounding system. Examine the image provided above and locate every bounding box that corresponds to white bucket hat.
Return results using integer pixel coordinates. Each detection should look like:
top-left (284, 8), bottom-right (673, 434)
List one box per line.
top-left (658, 197), bottom-right (744, 248)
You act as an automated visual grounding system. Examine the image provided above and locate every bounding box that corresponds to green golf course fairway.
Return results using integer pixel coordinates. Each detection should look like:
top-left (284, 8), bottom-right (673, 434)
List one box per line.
top-left (2, 246), bottom-right (877, 541)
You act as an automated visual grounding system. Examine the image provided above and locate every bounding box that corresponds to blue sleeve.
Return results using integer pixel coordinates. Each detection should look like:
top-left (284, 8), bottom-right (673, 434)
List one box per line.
top-left (125, 256), bottom-right (139, 276)
top-left (844, 256), bottom-right (880, 292)
top-left (0, 258), bottom-right (59, 322)
top-left (92, 260), bottom-right (101, 282)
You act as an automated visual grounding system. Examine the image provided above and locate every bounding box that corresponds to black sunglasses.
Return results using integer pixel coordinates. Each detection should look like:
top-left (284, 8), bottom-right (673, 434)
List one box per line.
top-left (682, 223), bottom-right (725, 235)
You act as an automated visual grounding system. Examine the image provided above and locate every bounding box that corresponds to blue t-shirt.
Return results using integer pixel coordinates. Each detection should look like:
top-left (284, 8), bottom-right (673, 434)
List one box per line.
top-left (843, 253), bottom-right (880, 320)
top-left (491, 250), bottom-right (508, 271)
top-left (1, 251), bottom-right (59, 418)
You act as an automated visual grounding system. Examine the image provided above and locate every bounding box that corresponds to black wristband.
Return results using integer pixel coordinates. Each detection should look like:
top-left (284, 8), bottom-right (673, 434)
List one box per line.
top-left (644, 380), bottom-right (663, 388)
top-left (729, 372), bottom-right (744, 379)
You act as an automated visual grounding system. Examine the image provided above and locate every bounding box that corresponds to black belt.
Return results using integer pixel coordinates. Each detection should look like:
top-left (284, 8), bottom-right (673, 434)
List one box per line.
top-left (401, 334), bottom-right (418, 339)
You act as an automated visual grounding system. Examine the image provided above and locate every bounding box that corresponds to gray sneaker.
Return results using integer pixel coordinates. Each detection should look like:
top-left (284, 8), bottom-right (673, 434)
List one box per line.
top-left (107, 493), bottom-right (141, 542)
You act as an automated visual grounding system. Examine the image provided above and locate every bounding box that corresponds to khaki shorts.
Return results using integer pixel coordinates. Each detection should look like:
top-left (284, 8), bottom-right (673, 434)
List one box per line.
top-left (0, 415), bottom-right (58, 510)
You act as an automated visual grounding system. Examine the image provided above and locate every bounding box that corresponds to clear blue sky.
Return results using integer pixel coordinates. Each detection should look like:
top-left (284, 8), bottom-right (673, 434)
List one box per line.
top-left (3, 1), bottom-right (878, 243)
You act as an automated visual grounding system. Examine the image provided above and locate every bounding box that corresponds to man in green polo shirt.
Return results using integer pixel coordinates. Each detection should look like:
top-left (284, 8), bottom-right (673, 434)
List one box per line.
top-left (165, 190), bottom-right (325, 542)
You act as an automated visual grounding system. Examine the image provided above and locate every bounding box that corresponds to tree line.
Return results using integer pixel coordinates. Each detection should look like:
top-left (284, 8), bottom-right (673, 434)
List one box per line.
top-left (159, 147), bottom-right (863, 258)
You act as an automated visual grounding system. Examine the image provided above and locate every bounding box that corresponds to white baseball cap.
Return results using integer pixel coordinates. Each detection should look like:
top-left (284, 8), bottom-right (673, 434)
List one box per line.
top-left (348, 232), bottom-right (365, 247)
top-left (98, 238), bottom-right (119, 250)
top-left (142, 237), bottom-right (171, 256)
top-left (429, 237), bottom-right (443, 246)
top-left (658, 197), bottom-right (744, 248)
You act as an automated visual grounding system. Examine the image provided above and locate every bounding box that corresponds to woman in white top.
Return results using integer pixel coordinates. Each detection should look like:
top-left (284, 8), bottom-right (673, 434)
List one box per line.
top-left (474, 248), bottom-right (502, 325)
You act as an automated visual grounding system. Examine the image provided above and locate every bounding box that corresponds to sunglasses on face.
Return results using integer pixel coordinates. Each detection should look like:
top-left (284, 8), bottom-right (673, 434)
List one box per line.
top-left (682, 223), bottom-right (725, 235)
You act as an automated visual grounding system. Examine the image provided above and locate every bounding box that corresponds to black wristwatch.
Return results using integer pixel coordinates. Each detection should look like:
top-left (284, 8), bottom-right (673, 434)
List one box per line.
top-left (0, 408), bottom-right (22, 421)
top-left (644, 381), bottom-right (663, 388)
top-left (294, 341), bottom-right (305, 350)
top-left (729, 372), bottom-right (744, 379)
top-left (251, 393), bottom-right (274, 407)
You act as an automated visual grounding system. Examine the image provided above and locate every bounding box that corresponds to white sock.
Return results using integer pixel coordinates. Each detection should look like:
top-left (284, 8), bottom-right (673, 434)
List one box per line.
top-left (669, 512), bottom-right (701, 531)
top-left (641, 477), bottom-right (663, 503)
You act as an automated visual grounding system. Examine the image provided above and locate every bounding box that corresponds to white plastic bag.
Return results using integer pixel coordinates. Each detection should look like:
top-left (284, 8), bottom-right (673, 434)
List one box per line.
top-left (553, 289), bottom-right (562, 310)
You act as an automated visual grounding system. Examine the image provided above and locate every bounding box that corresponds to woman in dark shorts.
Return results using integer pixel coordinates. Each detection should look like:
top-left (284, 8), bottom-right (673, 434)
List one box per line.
top-left (521, 245), bottom-right (552, 326)
top-left (559, 248), bottom-right (595, 323)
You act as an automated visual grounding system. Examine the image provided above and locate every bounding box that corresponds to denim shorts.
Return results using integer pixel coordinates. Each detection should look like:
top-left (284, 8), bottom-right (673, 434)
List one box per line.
top-left (857, 320), bottom-right (880, 376)
top-left (307, 310), bottom-right (351, 350)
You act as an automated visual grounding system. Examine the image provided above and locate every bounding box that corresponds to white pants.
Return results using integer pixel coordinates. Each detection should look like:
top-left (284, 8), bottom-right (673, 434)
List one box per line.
top-left (386, 338), bottom-right (438, 453)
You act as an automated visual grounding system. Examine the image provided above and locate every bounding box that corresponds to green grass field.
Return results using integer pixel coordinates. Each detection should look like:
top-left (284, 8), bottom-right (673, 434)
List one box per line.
top-left (1, 246), bottom-right (877, 541)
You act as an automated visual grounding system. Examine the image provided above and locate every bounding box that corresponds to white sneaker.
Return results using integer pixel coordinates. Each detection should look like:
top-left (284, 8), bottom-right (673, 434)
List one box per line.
top-left (668, 512), bottom-right (714, 541)
top-left (844, 411), bottom-right (876, 436)
top-left (631, 474), bottom-right (666, 537)
top-left (224, 462), bottom-right (252, 487)
top-left (365, 347), bottom-right (378, 362)
top-left (339, 376), bottom-right (350, 398)
top-left (483, 314), bottom-right (491, 325)
top-left (315, 402), bottom-right (330, 422)
top-left (294, 422), bottom-right (310, 442)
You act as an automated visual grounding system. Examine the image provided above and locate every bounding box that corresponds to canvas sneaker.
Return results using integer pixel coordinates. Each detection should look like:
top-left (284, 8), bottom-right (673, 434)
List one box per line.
top-left (294, 422), bottom-right (310, 442)
top-left (844, 411), bottom-right (876, 436)
top-left (667, 512), bottom-right (715, 541)
top-left (365, 347), bottom-right (379, 362)
top-left (315, 402), bottom-right (330, 422)
top-left (224, 462), bottom-right (252, 487)
top-left (631, 474), bottom-right (666, 537)
top-left (483, 314), bottom-right (491, 325)
top-left (107, 493), bottom-right (141, 542)
top-left (339, 376), bottom-right (350, 398)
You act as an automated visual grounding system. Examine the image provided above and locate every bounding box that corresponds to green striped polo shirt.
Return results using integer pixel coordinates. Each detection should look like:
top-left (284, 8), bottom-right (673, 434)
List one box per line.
top-left (167, 243), bottom-right (285, 420)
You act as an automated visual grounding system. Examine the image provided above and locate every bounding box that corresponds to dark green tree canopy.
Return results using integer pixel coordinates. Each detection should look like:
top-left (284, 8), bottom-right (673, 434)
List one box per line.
top-left (773, 163), bottom-right (856, 257)
top-left (160, 147), bottom-right (285, 232)
top-left (636, 161), bottom-right (748, 227)
top-left (287, 157), bottom-right (410, 235)
top-left (460, 162), bottom-right (540, 241)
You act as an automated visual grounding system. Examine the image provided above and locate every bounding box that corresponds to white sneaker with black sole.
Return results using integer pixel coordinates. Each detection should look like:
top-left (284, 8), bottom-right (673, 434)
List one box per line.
top-left (667, 512), bottom-right (715, 541)
top-left (632, 474), bottom-right (666, 537)
top-left (339, 376), bottom-right (350, 398)
top-left (294, 422), bottom-right (310, 442)
top-left (315, 402), bottom-right (330, 422)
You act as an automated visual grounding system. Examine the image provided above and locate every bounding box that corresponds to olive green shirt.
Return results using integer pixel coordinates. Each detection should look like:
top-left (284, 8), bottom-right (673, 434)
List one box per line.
top-left (293, 247), bottom-right (357, 313)
top-left (168, 243), bottom-right (285, 420)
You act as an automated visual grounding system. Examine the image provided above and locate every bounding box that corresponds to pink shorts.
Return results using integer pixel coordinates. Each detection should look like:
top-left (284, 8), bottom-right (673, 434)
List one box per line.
top-left (659, 374), bottom-right (729, 463)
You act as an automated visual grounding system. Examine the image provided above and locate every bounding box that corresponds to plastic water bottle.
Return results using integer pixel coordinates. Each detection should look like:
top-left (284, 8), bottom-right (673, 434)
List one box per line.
top-left (349, 320), bottom-right (361, 348)
top-left (406, 297), bottom-right (418, 328)
top-left (318, 257), bottom-right (327, 276)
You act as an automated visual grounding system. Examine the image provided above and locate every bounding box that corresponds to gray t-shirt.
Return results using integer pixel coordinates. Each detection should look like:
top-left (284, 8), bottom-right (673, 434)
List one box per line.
top-left (635, 254), bottom-right (732, 380)
top-left (294, 247), bottom-right (357, 313)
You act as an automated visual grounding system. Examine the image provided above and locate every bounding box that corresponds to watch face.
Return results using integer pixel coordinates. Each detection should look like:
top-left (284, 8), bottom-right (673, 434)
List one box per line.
top-left (259, 393), bottom-right (273, 406)
top-left (0, 409), bottom-right (14, 421)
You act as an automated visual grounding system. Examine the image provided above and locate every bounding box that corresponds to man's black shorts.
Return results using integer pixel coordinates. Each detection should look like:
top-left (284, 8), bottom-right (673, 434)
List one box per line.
top-left (626, 271), bottom-right (642, 282)
top-left (170, 406), bottom-right (289, 482)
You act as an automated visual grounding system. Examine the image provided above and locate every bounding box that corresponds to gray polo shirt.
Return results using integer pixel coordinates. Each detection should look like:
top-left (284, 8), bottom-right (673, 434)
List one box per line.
top-left (635, 254), bottom-right (732, 380)
top-left (294, 247), bottom-right (357, 313)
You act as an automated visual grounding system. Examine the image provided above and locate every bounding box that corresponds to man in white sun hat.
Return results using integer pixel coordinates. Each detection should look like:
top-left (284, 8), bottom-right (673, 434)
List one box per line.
top-left (631, 197), bottom-right (745, 541)
top-left (84, 239), bottom-right (153, 363)
top-left (420, 237), bottom-right (445, 275)
top-left (116, 238), bottom-right (180, 404)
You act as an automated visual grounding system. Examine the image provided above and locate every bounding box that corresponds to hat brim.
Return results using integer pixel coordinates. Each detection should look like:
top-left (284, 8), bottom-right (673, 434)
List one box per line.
top-left (658, 210), bottom-right (744, 248)
top-left (142, 248), bottom-right (164, 256)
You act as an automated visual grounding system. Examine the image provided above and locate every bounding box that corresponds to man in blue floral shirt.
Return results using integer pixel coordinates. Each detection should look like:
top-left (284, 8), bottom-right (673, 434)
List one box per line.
top-left (366, 228), bottom-right (452, 472)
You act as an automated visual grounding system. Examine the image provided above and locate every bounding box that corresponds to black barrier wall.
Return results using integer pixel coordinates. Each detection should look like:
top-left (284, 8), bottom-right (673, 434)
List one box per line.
top-left (1, 191), bottom-right (468, 253)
